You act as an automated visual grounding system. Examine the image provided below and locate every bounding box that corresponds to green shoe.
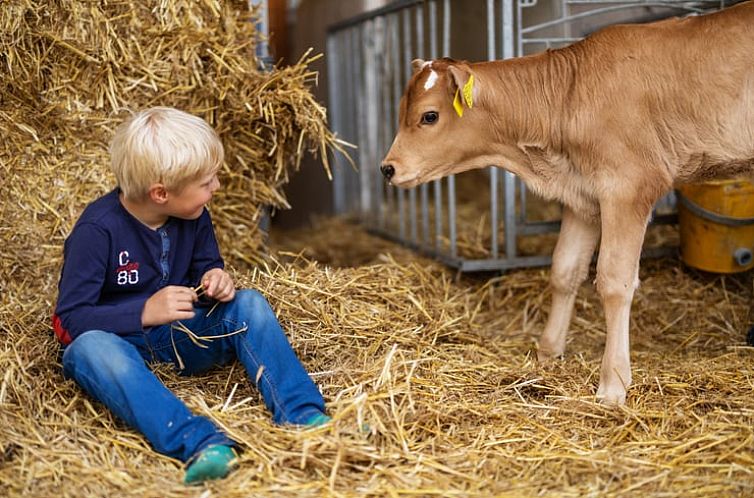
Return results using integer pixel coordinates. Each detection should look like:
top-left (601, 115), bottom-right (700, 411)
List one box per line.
top-left (183, 445), bottom-right (238, 485)
top-left (304, 413), bottom-right (332, 427)
top-left (302, 413), bottom-right (371, 433)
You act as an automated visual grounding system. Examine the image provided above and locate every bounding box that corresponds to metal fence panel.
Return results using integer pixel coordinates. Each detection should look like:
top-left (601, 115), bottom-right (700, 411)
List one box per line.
top-left (327, 0), bottom-right (739, 271)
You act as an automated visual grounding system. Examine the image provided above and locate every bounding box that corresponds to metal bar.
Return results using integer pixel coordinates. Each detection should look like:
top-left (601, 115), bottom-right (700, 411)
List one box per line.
top-left (436, 0), bottom-right (451, 252)
top-left (379, 15), bottom-right (394, 230)
top-left (397, 8), bottom-right (412, 240)
top-left (566, 0), bottom-right (718, 4)
top-left (490, 169), bottom-right (499, 259)
top-left (460, 256), bottom-right (553, 272)
top-left (429, 0), bottom-right (438, 58)
top-left (442, 0), bottom-right (450, 56)
top-left (416, 2), bottom-right (425, 56)
top-left (421, 1), bottom-right (438, 245)
top-left (487, 0), bottom-right (496, 59)
top-left (386, 13), bottom-right (400, 232)
top-left (524, 37), bottom-right (591, 44)
top-left (504, 172), bottom-right (517, 258)
top-left (519, 221), bottom-right (562, 235)
top-left (434, 184), bottom-right (443, 250)
top-left (366, 19), bottom-right (380, 224)
top-left (328, 0), bottom-right (423, 34)
top-left (521, 2), bottom-right (710, 35)
top-left (487, 0), bottom-right (499, 259)
top-left (327, 32), bottom-right (346, 214)
top-left (346, 27), bottom-right (360, 213)
top-left (354, 24), bottom-right (372, 217)
top-left (408, 4), bottom-right (424, 243)
top-left (448, 175), bottom-right (457, 258)
top-left (502, 0), bottom-right (515, 59)
top-left (517, 0), bottom-right (524, 57)
top-left (372, 16), bottom-right (386, 228)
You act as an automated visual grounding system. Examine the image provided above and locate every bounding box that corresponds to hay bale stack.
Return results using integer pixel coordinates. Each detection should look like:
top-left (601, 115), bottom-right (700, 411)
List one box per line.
top-left (0, 0), bottom-right (342, 284)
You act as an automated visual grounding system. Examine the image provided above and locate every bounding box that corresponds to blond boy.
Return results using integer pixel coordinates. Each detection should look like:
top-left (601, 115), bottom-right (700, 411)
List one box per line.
top-left (53, 107), bottom-right (329, 484)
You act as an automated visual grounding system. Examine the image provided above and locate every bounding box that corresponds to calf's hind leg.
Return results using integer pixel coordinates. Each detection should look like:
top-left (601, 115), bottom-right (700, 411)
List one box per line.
top-left (537, 206), bottom-right (600, 361)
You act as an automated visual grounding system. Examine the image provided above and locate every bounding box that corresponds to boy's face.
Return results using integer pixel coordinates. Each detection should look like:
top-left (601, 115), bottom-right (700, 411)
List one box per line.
top-left (165, 169), bottom-right (220, 220)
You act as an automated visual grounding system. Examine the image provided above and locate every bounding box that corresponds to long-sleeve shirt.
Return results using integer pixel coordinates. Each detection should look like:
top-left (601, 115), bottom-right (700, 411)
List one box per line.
top-left (53, 188), bottom-right (224, 345)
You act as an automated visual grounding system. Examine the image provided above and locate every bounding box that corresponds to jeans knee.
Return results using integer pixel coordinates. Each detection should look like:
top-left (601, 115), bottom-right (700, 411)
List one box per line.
top-left (63, 331), bottom-right (139, 380)
top-left (234, 289), bottom-right (270, 315)
top-left (232, 289), bottom-right (285, 343)
top-left (63, 330), bottom-right (108, 364)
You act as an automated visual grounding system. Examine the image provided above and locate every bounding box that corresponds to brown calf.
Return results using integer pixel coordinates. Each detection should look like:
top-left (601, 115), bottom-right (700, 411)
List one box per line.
top-left (381, 1), bottom-right (754, 405)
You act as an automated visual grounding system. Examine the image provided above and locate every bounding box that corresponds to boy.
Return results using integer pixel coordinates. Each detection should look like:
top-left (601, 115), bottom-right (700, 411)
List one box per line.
top-left (53, 106), bottom-right (330, 485)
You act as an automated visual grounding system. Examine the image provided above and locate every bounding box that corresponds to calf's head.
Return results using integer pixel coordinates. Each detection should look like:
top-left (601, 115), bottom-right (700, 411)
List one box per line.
top-left (381, 58), bottom-right (483, 188)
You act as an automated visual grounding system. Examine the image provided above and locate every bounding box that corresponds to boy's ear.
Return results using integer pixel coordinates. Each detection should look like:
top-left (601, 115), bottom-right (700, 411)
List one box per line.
top-left (148, 184), bottom-right (169, 204)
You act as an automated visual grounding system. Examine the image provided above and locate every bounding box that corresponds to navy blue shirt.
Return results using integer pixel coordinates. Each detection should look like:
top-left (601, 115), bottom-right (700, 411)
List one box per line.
top-left (53, 189), bottom-right (224, 344)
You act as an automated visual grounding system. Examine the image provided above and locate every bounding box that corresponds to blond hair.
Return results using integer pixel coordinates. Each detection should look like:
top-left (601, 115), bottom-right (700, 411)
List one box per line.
top-left (110, 107), bottom-right (224, 200)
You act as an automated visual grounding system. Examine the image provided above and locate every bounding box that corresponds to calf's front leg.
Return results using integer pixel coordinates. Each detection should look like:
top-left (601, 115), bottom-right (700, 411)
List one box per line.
top-left (594, 199), bottom-right (650, 405)
top-left (538, 206), bottom-right (600, 360)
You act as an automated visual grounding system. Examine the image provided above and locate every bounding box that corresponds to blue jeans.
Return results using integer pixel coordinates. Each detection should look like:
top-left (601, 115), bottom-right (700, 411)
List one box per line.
top-left (62, 289), bottom-right (326, 462)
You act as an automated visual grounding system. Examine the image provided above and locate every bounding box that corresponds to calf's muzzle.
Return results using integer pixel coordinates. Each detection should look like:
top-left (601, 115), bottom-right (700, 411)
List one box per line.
top-left (380, 164), bottom-right (395, 180)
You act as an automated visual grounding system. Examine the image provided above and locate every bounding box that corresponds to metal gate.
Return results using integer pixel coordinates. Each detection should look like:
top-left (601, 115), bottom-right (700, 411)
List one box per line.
top-left (327, 0), bottom-right (739, 271)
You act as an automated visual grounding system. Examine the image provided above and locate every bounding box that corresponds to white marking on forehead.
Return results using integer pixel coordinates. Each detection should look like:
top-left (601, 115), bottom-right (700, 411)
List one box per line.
top-left (421, 61), bottom-right (433, 69)
top-left (423, 70), bottom-right (438, 91)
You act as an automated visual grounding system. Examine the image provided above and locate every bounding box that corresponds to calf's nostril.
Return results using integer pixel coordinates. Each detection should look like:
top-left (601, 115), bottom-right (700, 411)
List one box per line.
top-left (381, 164), bottom-right (395, 179)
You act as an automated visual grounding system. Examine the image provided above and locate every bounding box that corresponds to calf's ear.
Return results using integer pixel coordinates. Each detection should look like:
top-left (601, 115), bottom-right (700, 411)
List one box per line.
top-left (411, 58), bottom-right (427, 74)
top-left (447, 64), bottom-right (476, 116)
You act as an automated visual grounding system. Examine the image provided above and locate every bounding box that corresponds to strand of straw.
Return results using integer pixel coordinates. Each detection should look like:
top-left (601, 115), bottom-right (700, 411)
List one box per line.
top-left (170, 319), bottom-right (250, 370)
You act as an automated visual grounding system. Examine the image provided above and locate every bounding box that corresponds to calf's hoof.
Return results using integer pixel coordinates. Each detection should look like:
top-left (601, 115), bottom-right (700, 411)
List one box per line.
top-left (536, 338), bottom-right (565, 362)
top-left (536, 348), bottom-right (563, 363)
top-left (596, 383), bottom-right (626, 406)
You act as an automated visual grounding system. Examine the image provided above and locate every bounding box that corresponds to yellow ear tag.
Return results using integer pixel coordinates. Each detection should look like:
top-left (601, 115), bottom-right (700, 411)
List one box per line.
top-left (453, 89), bottom-right (464, 117)
top-left (462, 74), bottom-right (474, 108)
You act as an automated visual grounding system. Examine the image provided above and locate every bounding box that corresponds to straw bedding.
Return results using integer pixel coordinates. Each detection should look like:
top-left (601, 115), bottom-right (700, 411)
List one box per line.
top-left (4, 217), bottom-right (754, 496)
top-left (2, 1), bottom-right (753, 497)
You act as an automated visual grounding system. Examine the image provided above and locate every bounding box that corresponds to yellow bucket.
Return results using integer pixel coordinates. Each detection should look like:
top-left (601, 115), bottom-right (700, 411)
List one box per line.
top-left (677, 179), bottom-right (754, 273)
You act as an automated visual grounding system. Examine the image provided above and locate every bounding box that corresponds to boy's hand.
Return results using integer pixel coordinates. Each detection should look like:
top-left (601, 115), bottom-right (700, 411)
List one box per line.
top-left (201, 268), bottom-right (235, 302)
top-left (141, 286), bottom-right (198, 327)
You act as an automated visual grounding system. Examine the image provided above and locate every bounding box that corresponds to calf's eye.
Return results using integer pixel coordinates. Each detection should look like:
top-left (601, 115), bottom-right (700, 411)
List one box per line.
top-left (421, 111), bottom-right (438, 125)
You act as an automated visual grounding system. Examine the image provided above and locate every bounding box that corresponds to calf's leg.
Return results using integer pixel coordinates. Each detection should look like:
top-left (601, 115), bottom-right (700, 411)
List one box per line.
top-left (594, 198), bottom-right (650, 405)
top-left (538, 207), bottom-right (600, 360)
